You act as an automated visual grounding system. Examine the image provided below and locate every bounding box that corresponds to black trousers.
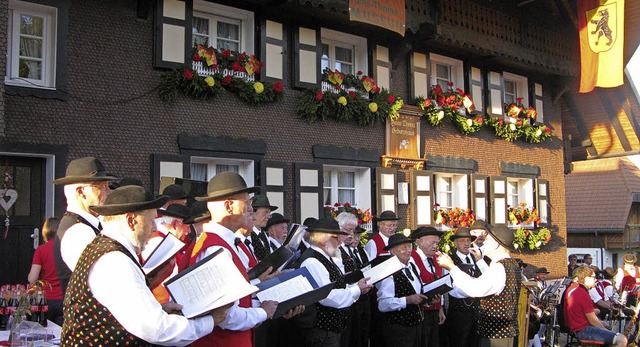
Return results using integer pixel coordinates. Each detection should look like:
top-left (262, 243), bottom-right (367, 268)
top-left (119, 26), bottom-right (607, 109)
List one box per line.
top-left (383, 322), bottom-right (423, 347)
top-left (300, 328), bottom-right (341, 347)
top-left (422, 310), bottom-right (441, 347)
top-left (447, 309), bottom-right (480, 347)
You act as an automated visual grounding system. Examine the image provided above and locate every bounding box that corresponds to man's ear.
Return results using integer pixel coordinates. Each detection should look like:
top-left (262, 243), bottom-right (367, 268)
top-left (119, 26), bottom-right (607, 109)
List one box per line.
top-left (76, 185), bottom-right (85, 199)
top-left (125, 212), bottom-right (137, 230)
top-left (224, 200), bottom-right (234, 214)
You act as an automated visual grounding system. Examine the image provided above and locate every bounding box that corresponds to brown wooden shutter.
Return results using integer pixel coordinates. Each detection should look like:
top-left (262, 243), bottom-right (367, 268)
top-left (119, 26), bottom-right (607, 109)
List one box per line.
top-left (153, 0), bottom-right (192, 69)
top-left (487, 71), bottom-right (504, 117)
top-left (532, 82), bottom-right (544, 123)
top-left (489, 176), bottom-right (507, 226)
top-left (293, 26), bottom-right (320, 89)
top-left (410, 52), bottom-right (429, 99)
top-left (373, 45), bottom-right (391, 90)
top-left (469, 174), bottom-right (488, 221)
top-left (535, 179), bottom-right (550, 226)
top-left (294, 163), bottom-right (323, 223)
top-left (466, 65), bottom-right (484, 114)
top-left (410, 170), bottom-right (434, 228)
top-left (260, 161), bottom-right (288, 216)
top-left (375, 167), bottom-right (397, 215)
top-left (260, 19), bottom-right (287, 84)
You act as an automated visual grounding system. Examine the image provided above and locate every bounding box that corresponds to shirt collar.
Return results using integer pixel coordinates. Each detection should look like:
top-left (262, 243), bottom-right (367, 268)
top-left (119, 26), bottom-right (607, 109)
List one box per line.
top-left (310, 245), bottom-right (332, 260)
top-left (204, 222), bottom-right (236, 247)
top-left (456, 250), bottom-right (470, 260)
top-left (67, 206), bottom-right (101, 229)
top-left (234, 231), bottom-right (247, 242)
top-left (101, 225), bottom-right (138, 261)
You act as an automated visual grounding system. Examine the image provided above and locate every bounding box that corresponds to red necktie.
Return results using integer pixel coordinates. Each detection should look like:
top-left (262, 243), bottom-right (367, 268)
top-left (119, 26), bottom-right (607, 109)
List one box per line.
top-left (238, 241), bottom-right (258, 268)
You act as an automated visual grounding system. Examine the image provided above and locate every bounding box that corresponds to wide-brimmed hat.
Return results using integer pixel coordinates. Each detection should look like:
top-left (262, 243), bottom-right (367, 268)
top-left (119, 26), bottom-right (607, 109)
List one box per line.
top-left (450, 227), bottom-right (477, 241)
top-left (266, 213), bottom-right (289, 229)
top-left (158, 203), bottom-right (190, 219)
top-left (183, 201), bottom-right (210, 224)
top-left (376, 210), bottom-right (400, 221)
top-left (603, 267), bottom-right (616, 279)
top-left (469, 219), bottom-right (489, 232)
top-left (109, 177), bottom-right (144, 190)
top-left (410, 226), bottom-right (442, 240)
top-left (623, 253), bottom-right (637, 264)
top-left (536, 267), bottom-right (550, 274)
top-left (486, 224), bottom-right (515, 250)
top-left (195, 172), bottom-right (260, 202)
top-left (162, 184), bottom-right (190, 200)
top-left (53, 157), bottom-right (118, 185)
top-left (252, 195), bottom-right (278, 211)
top-left (305, 217), bottom-right (347, 235)
top-left (90, 186), bottom-right (167, 216)
top-left (383, 233), bottom-right (413, 251)
top-left (303, 217), bottom-right (318, 227)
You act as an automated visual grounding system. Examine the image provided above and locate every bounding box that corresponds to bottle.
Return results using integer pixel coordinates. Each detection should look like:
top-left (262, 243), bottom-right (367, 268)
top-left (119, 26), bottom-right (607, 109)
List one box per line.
top-left (29, 292), bottom-right (39, 322)
top-left (0, 288), bottom-right (8, 330)
top-left (37, 291), bottom-right (47, 327)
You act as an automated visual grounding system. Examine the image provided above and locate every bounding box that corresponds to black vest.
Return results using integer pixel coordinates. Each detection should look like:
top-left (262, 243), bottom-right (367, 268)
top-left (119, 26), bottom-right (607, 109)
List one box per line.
top-left (250, 229), bottom-right (270, 261)
top-left (339, 246), bottom-right (358, 274)
top-left (384, 264), bottom-right (423, 326)
top-left (449, 253), bottom-right (481, 312)
top-left (478, 257), bottom-right (522, 338)
top-left (54, 212), bottom-right (100, 296)
top-left (62, 234), bottom-right (150, 347)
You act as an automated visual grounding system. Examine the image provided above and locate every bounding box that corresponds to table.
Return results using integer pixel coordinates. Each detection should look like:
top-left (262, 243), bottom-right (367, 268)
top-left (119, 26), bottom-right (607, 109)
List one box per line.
top-left (0, 320), bottom-right (61, 345)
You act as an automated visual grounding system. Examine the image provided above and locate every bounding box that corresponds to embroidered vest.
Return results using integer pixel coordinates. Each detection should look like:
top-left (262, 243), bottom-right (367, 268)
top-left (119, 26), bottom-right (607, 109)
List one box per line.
top-left (477, 258), bottom-right (521, 338)
top-left (62, 234), bottom-right (149, 347)
top-left (371, 233), bottom-right (389, 257)
top-left (384, 265), bottom-right (423, 326)
top-left (55, 212), bottom-right (100, 296)
top-left (411, 251), bottom-right (443, 310)
top-left (181, 232), bottom-right (253, 347)
top-left (340, 246), bottom-right (358, 274)
top-left (448, 253), bottom-right (481, 312)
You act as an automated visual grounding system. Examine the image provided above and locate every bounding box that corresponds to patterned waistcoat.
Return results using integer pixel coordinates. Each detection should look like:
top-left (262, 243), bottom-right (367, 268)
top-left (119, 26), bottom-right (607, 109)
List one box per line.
top-left (384, 265), bottom-right (423, 326)
top-left (339, 246), bottom-right (358, 274)
top-left (62, 234), bottom-right (149, 347)
top-left (411, 251), bottom-right (443, 310)
top-left (449, 253), bottom-right (481, 312)
top-left (477, 257), bottom-right (522, 338)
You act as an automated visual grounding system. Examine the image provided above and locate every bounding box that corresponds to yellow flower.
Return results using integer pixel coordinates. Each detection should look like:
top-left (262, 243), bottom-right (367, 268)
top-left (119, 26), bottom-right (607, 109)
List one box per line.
top-left (204, 76), bottom-right (215, 87)
top-left (369, 102), bottom-right (378, 113)
top-left (253, 82), bottom-right (264, 94)
top-left (338, 96), bottom-right (347, 106)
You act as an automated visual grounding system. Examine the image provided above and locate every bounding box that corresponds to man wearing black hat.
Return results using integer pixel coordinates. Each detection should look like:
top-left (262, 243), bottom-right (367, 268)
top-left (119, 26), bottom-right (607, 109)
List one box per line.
top-left (62, 186), bottom-right (226, 346)
top-left (183, 201), bottom-right (211, 239)
top-left (438, 224), bottom-right (522, 347)
top-left (160, 184), bottom-right (190, 208)
top-left (297, 217), bottom-right (373, 347)
top-left (409, 226), bottom-right (446, 347)
top-left (364, 210), bottom-right (400, 261)
top-left (377, 234), bottom-right (428, 347)
top-left (469, 220), bottom-right (489, 255)
top-left (180, 172), bottom-right (277, 347)
top-left (446, 227), bottom-right (483, 347)
top-left (266, 213), bottom-right (289, 251)
top-left (53, 156), bottom-right (118, 297)
top-left (250, 195), bottom-right (278, 261)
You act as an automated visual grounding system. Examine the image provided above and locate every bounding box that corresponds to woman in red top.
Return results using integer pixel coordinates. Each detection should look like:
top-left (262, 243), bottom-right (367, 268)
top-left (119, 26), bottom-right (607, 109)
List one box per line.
top-left (28, 217), bottom-right (64, 325)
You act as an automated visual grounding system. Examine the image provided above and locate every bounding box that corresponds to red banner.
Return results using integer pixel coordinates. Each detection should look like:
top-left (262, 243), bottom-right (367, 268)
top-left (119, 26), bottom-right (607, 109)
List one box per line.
top-left (578, 0), bottom-right (625, 93)
top-left (349, 0), bottom-right (405, 37)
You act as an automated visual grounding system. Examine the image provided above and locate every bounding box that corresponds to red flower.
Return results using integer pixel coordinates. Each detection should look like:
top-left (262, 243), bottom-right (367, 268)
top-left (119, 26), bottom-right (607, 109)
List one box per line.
top-left (434, 203), bottom-right (440, 207)
top-left (357, 71), bottom-right (363, 75)
top-left (544, 127), bottom-right (551, 133)
top-left (423, 98), bottom-right (432, 107)
top-left (437, 97), bottom-right (445, 106)
top-left (273, 81), bottom-right (284, 92)
top-left (315, 90), bottom-right (323, 101)
top-left (334, 202), bottom-right (341, 207)
top-left (222, 75), bottom-right (232, 85)
top-left (335, 85), bottom-right (341, 90)
top-left (387, 95), bottom-right (395, 103)
top-left (349, 91), bottom-right (356, 99)
top-left (517, 119), bottom-right (524, 126)
top-left (456, 88), bottom-right (464, 95)
top-left (232, 62), bottom-right (242, 71)
top-left (498, 119), bottom-right (505, 126)
top-left (475, 116), bottom-right (484, 124)
top-left (238, 52), bottom-right (247, 61)
top-left (193, 53), bottom-right (201, 62)
top-left (184, 69), bottom-right (193, 80)
top-left (447, 81), bottom-right (454, 87)
top-left (222, 50), bottom-right (231, 58)
top-left (344, 202), bottom-right (351, 207)
top-left (516, 97), bottom-right (523, 104)
top-left (374, 86), bottom-right (381, 94)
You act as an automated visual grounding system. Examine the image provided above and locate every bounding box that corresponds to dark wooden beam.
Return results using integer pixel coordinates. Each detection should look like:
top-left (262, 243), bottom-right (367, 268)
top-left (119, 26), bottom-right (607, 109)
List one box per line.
top-left (615, 89), bottom-right (640, 148)
top-left (564, 93), bottom-right (598, 157)
top-left (597, 89), bottom-right (633, 152)
top-left (137, 0), bottom-right (153, 20)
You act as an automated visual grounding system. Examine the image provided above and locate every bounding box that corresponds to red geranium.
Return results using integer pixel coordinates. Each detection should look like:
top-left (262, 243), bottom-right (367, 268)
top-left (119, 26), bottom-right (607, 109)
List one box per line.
top-left (475, 116), bottom-right (484, 124)
top-left (193, 53), bottom-right (201, 62)
top-left (184, 69), bottom-right (193, 80)
top-left (315, 90), bottom-right (323, 101)
top-left (374, 86), bottom-right (381, 94)
top-left (498, 119), bottom-right (505, 126)
top-left (447, 81), bottom-right (454, 87)
top-left (349, 91), bottom-right (356, 100)
top-left (222, 50), bottom-right (231, 58)
top-left (387, 95), bottom-right (396, 103)
top-left (231, 62), bottom-right (242, 71)
top-left (544, 127), bottom-right (551, 133)
top-left (222, 75), bottom-right (232, 85)
top-left (273, 81), bottom-right (284, 93)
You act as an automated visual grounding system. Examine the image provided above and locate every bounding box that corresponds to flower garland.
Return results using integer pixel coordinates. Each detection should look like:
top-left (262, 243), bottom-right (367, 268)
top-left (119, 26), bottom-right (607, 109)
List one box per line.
top-left (485, 98), bottom-right (551, 143)
top-left (158, 45), bottom-right (284, 105)
top-left (324, 202), bottom-right (372, 225)
top-left (513, 226), bottom-right (551, 250)
top-left (507, 202), bottom-right (540, 226)
top-left (434, 204), bottom-right (476, 253)
top-left (418, 83), bottom-right (482, 135)
top-left (296, 69), bottom-right (403, 126)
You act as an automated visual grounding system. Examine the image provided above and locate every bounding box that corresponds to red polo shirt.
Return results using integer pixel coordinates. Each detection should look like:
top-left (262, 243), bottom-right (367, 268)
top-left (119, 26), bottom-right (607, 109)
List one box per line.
top-left (564, 282), bottom-right (593, 332)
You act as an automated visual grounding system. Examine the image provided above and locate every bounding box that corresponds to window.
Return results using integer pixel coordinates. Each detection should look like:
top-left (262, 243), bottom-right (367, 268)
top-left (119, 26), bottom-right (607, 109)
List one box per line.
top-left (507, 180), bottom-right (519, 208)
top-left (504, 80), bottom-right (517, 104)
top-left (192, 1), bottom-right (254, 53)
top-left (435, 174), bottom-right (469, 210)
top-left (506, 177), bottom-right (534, 210)
top-left (323, 165), bottom-right (371, 211)
top-left (190, 157), bottom-right (254, 183)
top-left (503, 72), bottom-right (529, 107)
top-left (6, 0), bottom-right (57, 89)
top-left (437, 177), bottom-right (453, 209)
top-left (320, 28), bottom-right (367, 75)
top-left (429, 53), bottom-right (463, 89)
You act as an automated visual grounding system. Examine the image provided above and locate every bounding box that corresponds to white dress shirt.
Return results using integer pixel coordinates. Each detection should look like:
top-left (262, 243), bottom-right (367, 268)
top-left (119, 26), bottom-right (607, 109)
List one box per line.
top-left (448, 252), bottom-right (510, 298)
top-left (364, 233), bottom-right (389, 261)
top-left (268, 236), bottom-right (281, 251)
top-left (61, 207), bottom-right (101, 271)
top-left (89, 227), bottom-right (214, 346)
top-left (376, 260), bottom-right (422, 312)
top-left (195, 222), bottom-right (267, 331)
top-left (301, 245), bottom-right (361, 308)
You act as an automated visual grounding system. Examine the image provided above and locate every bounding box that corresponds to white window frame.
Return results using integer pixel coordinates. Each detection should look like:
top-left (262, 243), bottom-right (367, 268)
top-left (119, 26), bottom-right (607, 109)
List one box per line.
top-left (320, 28), bottom-right (367, 75)
top-left (503, 72), bottom-right (529, 106)
top-left (434, 173), bottom-right (469, 210)
top-left (506, 177), bottom-right (534, 211)
top-left (190, 156), bottom-right (255, 185)
top-left (322, 165), bottom-right (371, 211)
top-left (192, 1), bottom-right (254, 54)
top-left (429, 53), bottom-right (463, 89)
top-left (6, 0), bottom-right (57, 89)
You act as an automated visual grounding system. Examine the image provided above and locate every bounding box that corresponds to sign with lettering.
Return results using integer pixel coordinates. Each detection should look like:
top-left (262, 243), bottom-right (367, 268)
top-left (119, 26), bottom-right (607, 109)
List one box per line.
top-left (349, 0), bottom-right (405, 37)
top-left (385, 113), bottom-right (420, 159)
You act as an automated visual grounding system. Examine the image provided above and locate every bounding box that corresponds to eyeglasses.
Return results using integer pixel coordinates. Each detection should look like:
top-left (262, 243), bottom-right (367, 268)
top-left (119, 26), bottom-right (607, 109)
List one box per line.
top-left (230, 198), bottom-right (253, 207)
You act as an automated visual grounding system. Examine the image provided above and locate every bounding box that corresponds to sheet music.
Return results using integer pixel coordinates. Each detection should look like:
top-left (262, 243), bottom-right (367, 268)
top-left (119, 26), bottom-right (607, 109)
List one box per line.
top-left (256, 275), bottom-right (314, 303)
top-left (362, 255), bottom-right (403, 284)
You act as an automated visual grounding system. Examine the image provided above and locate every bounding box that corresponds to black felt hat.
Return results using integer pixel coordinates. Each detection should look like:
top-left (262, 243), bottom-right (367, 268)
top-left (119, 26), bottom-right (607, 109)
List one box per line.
top-left (410, 226), bottom-right (443, 239)
top-left (266, 213), bottom-right (289, 230)
top-left (487, 224), bottom-right (515, 251)
top-left (376, 210), bottom-right (400, 221)
top-left (450, 227), bottom-right (477, 241)
top-left (53, 157), bottom-right (119, 185)
top-left (158, 203), bottom-right (191, 219)
top-left (305, 217), bottom-right (348, 235)
top-left (162, 184), bottom-right (190, 200)
top-left (536, 267), bottom-right (550, 274)
top-left (109, 177), bottom-right (144, 190)
top-left (303, 217), bottom-right (318, 227)
top-left (251, 195), bottom-right (278, 211)
top-left (90, 186), bottom-right (168, 216)
top-left (195, 172), bottom-right (260, 202)
top-left (469, 219), bottom-right (490, 232)
top-left (183, 201), bottom-right (211, 224)
top-left (383, 233), bottom-right (413, 251)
